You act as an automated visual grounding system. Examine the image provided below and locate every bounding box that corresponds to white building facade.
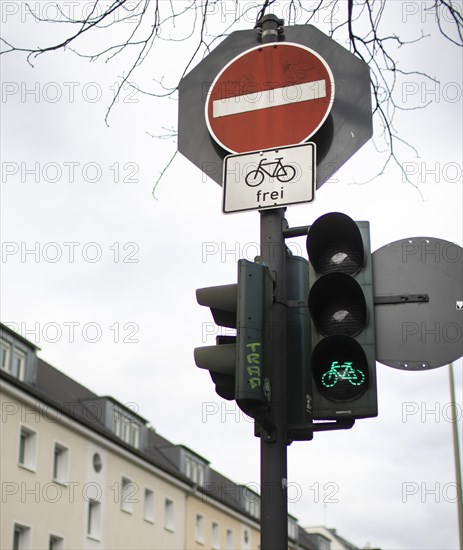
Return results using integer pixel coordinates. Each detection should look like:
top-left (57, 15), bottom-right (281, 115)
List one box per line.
top-left (1, 323), bottom-right (318, 550)
top-left (1, 374), bottom-right (188, 549)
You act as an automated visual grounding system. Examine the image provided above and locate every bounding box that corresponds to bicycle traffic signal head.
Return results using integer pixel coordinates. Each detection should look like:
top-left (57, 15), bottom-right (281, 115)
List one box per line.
top-left (306, 212), bottom-right (378, 420)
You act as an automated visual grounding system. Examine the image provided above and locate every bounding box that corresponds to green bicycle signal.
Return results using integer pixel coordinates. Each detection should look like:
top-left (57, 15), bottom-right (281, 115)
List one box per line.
top-left (311, 336), bottom-right (370, 404)
top-left (321, 361), bottom-right (366, 388)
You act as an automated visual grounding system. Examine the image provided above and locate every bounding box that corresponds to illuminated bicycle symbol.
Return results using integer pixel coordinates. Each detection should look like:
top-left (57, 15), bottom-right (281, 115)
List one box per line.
top-left (245, 157), bottom-right (296, 187)
top-left (321, 361), bottom-right (365, 388)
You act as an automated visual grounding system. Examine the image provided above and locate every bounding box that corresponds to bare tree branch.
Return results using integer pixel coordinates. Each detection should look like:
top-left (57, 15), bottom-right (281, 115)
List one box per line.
top-left (2, 0), bottom-right (461, 189)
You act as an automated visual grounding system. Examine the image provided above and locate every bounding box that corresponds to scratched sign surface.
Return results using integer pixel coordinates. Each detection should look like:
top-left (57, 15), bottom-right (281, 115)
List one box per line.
top-left (205, 42), bottom-right (335, 153)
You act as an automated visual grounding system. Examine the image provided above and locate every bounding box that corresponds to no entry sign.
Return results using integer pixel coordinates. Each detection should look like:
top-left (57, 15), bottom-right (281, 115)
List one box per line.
top-left (205, 42), bottom-right (334, 153)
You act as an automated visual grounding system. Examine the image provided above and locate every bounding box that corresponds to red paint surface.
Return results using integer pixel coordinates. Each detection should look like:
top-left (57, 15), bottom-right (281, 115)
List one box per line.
top-left (206, 43), bottom-right (334, 153)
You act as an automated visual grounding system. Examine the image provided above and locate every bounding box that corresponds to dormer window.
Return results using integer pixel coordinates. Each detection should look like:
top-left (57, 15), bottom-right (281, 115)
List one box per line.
top-left (185, 453), bottom-right (205, 486)
top-left (114, 410), bottom-right (121, 436)
top-left (288, 517), bottom-right (298, 541)
top-left (0, 340), bottom-right (26, 381)
top-left (11, 349), bottom-right (26, 380)
top-left (242, 486), bottom-right (260, 520)
top-left (113, 409), bottom-right (140, 448)
top-left (0, 340), bottom-right (11, 372)
top-left (78, 396), bottom-right (146, 451)
top-left (315, 534), bottom-right (331, 550)
top-left (0, 325), bottom-right (38, 384)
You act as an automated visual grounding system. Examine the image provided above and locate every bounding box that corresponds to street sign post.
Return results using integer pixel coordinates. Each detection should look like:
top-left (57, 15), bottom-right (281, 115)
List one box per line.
top-left (205, 43), bottom-right (334, 154)
top-left (183, 14), bottom-right (375, 550)
top-left (223, 143), bottom-right (316, 213)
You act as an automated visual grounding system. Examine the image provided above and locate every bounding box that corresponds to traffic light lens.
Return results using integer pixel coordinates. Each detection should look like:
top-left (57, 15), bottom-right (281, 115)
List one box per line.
top-left (307, 212), bottom-right (365, 275)
top-left (318, 241), bottom-right (363, 275)
top-left (210, 372), bottom-right (235, 400)
top-left (308, 273), bottom-right (366, 336)
top-left (312, 337), bottom-right (369, 402)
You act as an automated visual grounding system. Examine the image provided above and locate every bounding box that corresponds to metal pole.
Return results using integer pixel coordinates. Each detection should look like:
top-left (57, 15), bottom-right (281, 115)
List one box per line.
top-left (258, 14), bottom-right (288, 550)
top-left (448, 363), bottom-right (463, 550)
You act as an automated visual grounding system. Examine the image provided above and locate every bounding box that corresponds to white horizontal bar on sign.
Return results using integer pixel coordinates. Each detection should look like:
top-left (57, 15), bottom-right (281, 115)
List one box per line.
top-left (212, 79), bottom-right (326, 118)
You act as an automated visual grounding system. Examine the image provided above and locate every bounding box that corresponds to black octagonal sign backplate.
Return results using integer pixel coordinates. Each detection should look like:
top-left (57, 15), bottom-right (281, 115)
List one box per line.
top-left (178, 24), bottom-right (372, 189)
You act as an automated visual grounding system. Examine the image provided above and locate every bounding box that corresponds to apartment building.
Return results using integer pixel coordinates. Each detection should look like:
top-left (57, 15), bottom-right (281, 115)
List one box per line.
top-left (0, 323), bottom-right (323, 550)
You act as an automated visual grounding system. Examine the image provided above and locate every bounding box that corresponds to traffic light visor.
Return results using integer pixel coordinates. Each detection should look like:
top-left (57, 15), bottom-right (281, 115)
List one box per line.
top-left (196, 284), bottom-right (237, 328)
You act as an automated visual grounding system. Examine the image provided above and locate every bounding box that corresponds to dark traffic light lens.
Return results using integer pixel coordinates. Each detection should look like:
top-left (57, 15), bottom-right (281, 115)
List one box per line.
top-left (307, 212), bottom-right (365, 275)
top-left (314, 240), bottom-right (363, 274)
top-left (308, 273), bottom-right (366, 336)
top-left (210, 372), bottom-right (235, 400)
top-left (312, 337), bottom-right (369, 402)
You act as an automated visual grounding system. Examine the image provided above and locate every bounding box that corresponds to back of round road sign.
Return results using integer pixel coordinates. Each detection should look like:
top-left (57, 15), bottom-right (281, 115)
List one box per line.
top-left (373, 237), bottom-right (463, 370)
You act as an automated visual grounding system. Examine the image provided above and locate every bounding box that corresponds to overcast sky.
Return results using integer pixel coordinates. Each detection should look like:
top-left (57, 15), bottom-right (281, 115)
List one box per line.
top-left (1, 2), bottom-right (462, 549)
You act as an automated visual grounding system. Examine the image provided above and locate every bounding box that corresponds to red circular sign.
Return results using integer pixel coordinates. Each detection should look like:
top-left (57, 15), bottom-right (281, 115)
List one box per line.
top-left (205, 42), bottom-right (334, 154)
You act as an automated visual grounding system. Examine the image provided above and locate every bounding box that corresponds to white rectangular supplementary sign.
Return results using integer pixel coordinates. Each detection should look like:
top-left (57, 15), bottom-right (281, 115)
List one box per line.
top-left (222, 142), bottom-right (316, 214)
top-left (213, 80), bottom-right (326, 118)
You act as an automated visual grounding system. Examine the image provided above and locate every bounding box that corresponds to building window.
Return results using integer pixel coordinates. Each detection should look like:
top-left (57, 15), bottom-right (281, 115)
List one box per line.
top-left (316, 534), bottom-right (331, 550)
top-left (18, 427), bottom-right (36, 470)
top-left (48, 535), bottom-right (64, 550)
top-left (241, 526), bottom-right (250, 550)
top-left (129, 423), bottom-right (140, 447)
top-left (114, 410), bottom-right (122, 437)
top-left (143, 488), bottom-right (155, 523)
top-left (288, 518), bottom-right (297, 541)
top-left (226, 529), bottom-right (234, 550)
top-left (164, 498), bottom-right (174, 532)
top-left (195, 514), bottom-right (204, 544)
top-left (0, 340), bottom-right (11, 371)
top-left (1, 342), bottom-right (26, 381)
top-left (52, 444), bottom-right (69, 483)
top-left (185, 454), bottom-right (205, 486)
top-left (92, 453), bottom-right (102, 473)
top-left (12, 349), bottom-right (26, 380)
top-left (121, 477), bottom-right (134, 513)
top-left (122, 419), bottom-right (131, 442)
top-left (87, 500), bottom-right (101, 540)
top-left (13, 523), bottom-right (31, 550)
top-left (243, 488), bottom-right (260, 520)
top-left (212, 522), bottom-right (220, 549)
top-left (113, 411), bottom-right (140, 449)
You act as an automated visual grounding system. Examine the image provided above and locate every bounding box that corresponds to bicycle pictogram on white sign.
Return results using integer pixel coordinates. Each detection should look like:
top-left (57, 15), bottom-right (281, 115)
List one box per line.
top-left (245, 157), bottom-right (297, 187)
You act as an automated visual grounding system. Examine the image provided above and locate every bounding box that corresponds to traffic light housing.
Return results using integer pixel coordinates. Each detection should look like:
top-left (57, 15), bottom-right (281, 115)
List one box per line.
top-left (285, 254), bottom-right (313, 440)
top-left (306, 212), bottom-right (378, 420)
top-left (194, 259), bottom-right (273, 418)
